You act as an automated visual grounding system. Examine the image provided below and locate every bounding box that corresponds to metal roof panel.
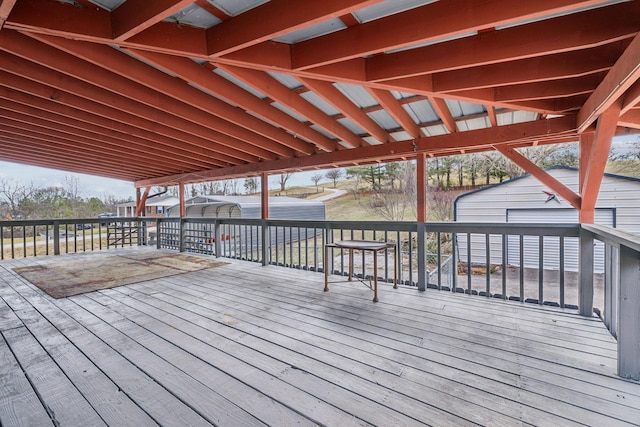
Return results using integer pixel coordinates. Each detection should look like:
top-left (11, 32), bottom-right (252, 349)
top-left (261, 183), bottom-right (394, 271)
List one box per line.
top-left (353, 0), bottom-right (438, 23)
top-left (210, 0), bottom-right (268, 17)
top-left (272, 18), bottom-right (346, 43)
top-left (333, 83), bottom-right (379, 109)
top-left (300, 91), bottom-right (342, 116)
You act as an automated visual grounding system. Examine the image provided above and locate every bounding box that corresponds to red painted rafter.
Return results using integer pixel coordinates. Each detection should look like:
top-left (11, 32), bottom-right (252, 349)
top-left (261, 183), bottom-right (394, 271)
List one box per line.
top-left (367, 88), bottom-right (421, 139)
top-left (135, 116), bottom-right (578, 187)
top-left (0, 0), bottom-right (17, 30)
top-left (494, 145), bottom-right (581, 210)
top-left (112, 0), bottom-right (194, 42)
top-left (216, 63), bottom-right (363, 149)
top-left (124, 49), bottom-right (332, 153)
top-left (298, 76), bottom-right (391, 143)
top-left (622, 81), bottom-right (640, 115)
top-left (291, 0), bottom-right (614, 70)
top-left (618, 109), bottom-right (640, 130)
top-left (0, 98), bottom-right (215, 170)
top-left (0, 68), bottom-right (254, 165)
top-left (578, 32), bottom-right (640, 132)
top-left (428, 97), bottom-right (457, 133)
top-left (19, 32), bottom-right (304, 158)
top-left (364, 2), bottom-right (640, 82)
top-left (205, 0), bottom-right (384, 57)
top-left (487, 106), bottom-right (498, 127)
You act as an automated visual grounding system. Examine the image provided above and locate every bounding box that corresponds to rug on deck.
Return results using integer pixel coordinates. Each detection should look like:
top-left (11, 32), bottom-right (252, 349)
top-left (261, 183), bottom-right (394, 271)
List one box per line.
top-left (13, 252), bottom-right (228, 298)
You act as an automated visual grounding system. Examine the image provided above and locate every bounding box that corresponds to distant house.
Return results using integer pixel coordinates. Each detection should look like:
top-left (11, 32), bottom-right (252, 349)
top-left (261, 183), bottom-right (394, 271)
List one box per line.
top-left (454, 166), bottom-right (640, 272)
top-left (116, 195), bottom-right (180, 218)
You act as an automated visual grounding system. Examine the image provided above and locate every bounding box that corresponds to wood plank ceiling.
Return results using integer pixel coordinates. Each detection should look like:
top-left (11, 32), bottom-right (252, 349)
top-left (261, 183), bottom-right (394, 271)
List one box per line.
top-left (0, 0), bottom-right (638, 188)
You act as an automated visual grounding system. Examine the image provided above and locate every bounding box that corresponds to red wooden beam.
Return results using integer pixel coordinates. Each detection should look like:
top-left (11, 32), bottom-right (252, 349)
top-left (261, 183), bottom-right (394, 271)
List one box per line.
top-left (124, 49), bottom-right (327, 154)
top-left (494, 145), bottom-right (581, 210)
top-left (428, 97), bottom-right (457, 133)
top-left (367, 88), bottom-right (421, 139)
top-left (493, 73), bottom-right (603, 103)
top-left (21, 32), bottom-right (301, 159)
top-left (205, 0), bottom-right (384, 57)
top-left (216, 64), bottom-right (362, 149)
top-left (291, 0), bottom-right (615, 70)
top-left (487, 106), bottom-right (497, 127)
top-left (622, 80), bottom-right (640, 115)
top-left (0, 68), bottom-right (251, 165)
top-left (579, 99), bottom-right (623, 223)
top-left (112, 0), bottom-right (193, 42)
top-left (618, 109), bottom-right (640, 130)
top-left (578, 32), bottom-right (640, 132)
top-left (135, 116), bottom-right (578, 187)
top-left (194, 0), bottom-right (230, 21)
top-left (0, 89), bottom-right (224, 167)
top-left (0, 0), bottom-right (17, 30)
top-left (136, 187), bottom-right (151, 216)
top-left (365, 2), bottom-right (639, 82)
top-left (298, 76), bottom-right (390, 143)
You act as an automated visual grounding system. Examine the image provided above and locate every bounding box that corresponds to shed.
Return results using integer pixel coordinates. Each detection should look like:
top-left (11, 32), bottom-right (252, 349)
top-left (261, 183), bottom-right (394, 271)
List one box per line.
top-left (167, 195), bottom-right (325, 220)
top-left (454, 166), bottom-right (640, 273)
top-left (167, 195), bottom-right (326, 256)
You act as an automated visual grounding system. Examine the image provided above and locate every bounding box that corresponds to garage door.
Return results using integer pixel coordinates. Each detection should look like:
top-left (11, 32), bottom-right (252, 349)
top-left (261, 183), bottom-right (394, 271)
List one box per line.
top-left (506, 208), bottom-right (614, 273)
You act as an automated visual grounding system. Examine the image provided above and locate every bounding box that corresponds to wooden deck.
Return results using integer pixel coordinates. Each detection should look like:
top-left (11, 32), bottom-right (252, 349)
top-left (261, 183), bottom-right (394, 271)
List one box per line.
top-left (1, 248), bottom-right (639, 426)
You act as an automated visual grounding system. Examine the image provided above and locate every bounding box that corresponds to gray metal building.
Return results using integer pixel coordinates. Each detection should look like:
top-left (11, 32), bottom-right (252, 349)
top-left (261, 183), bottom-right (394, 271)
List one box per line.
top-left (454, 166), bottom-right (640, 272)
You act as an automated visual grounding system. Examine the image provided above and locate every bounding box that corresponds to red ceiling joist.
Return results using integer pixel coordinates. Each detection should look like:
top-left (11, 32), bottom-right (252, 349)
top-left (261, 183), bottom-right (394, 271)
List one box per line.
top-left (205, 0), bottom-right (385, 57)
top-left (111, 0), bottom-right (194, 42)
top-left (364, 2), bottom-right (640, 82)
top-left (135, 116), bottom-right (578, 187)
top-left (125, 49), bottom-right (330, 153)
top-left (216, 63), bottom-right (361, 149)
top-left (0, 0), bottom-right (17, 30)
top-left (291, 0), bottom-right (614, 70)
top-left (16, 32), bottom-right (303, 158)
top-left (578, 31), bottom-right (640, 132)
top-left (298, 76), bottom-right (390, 143)
top-left (0, 0), bottom-right (637, 188)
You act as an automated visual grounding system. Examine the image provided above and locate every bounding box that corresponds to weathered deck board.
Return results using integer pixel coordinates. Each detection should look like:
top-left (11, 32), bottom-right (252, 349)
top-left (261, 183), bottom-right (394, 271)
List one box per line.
top-left (1, 248), bottom-right (639, 427)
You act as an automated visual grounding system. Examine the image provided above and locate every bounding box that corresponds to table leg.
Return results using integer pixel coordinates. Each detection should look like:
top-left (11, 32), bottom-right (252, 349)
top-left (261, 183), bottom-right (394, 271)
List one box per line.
top-left (324, 245), bottom-right (329, 292)
top-left (373, 249), bottom-right (379, 302)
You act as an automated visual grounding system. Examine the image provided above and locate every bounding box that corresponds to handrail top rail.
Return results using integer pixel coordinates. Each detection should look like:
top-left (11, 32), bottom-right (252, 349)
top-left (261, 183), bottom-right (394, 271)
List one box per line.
top-left (582, 223), bottom-right (640, 252)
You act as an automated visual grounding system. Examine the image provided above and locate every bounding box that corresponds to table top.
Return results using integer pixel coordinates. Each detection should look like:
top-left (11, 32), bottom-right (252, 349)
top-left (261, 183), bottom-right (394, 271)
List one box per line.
top-left (328, 240), bottom-right (395, 251)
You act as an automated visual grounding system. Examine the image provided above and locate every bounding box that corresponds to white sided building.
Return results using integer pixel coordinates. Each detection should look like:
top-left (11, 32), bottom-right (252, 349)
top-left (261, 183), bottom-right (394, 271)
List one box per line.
top-left (454, 166), bottom-right (640, 272)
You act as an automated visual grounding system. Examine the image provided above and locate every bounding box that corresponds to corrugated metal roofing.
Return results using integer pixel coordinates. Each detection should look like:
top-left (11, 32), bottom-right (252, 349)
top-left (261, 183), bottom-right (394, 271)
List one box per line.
top-left (333, 83), bottom-right (379, 109)
top-left (352, 0), bottom-right (438, 23)
top-left (165, 4), bottom-right (220, 28)
top-left (404, 100), bottom-right (439, 124)
top-left (266, 71), bottom-right (303, 90)
top-left (272, 18), bottom-right (346, 44)
top-left (368, 109), bottom-right (400, 130)
top-left (300, 91), bottom-right (342, 116)
top-left (210, 0), bottom-right (268, 17)
top-left (456, 117), bottom-right (491, 132)
top-left (213, 68), bottom-right (267, 99)
top-left (445, 100), bottom-right (486, 118)
top-left (89, 0), bottom-right (125, 11)
top-left (337, 117), bottom-right (366, 135)
top-left (271, 102), bottom-right (308, 122)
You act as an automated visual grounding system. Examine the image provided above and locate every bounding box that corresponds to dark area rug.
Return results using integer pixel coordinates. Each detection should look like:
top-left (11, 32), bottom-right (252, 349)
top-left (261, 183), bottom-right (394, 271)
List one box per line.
top-left (13, 252), bottom-right (228, 298)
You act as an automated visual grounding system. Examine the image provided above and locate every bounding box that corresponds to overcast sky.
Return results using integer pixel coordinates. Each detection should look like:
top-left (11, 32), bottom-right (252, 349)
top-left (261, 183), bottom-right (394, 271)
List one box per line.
top-left (1, 136), bottom-right (638, 200)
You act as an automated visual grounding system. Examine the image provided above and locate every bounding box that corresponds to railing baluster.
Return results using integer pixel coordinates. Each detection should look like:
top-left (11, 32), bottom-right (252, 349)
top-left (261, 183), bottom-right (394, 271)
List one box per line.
top-left (485, 233), bottom-right (490, 297)
top-left (501, 234), bottom-right (507, 300)
top-left (538, 235), bottom-right (544, 304)
top-left (519, 234), bottom-right (524, 302)
top-left (560, 236), bottom-right (565, 308)
top-left (467, 232), bottom-right (471, 294)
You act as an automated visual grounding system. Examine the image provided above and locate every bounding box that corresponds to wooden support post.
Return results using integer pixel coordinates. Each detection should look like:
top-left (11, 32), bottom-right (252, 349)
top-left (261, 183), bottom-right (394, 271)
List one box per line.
top-left (261, 172), bottom-right (269, 266)
top-left (179, 183), bottom-right (186, 218)
top-left (416, 153), bottom-right (427, 291)
top-left (578, 228), bottom-right (594, 317)
top-left (618, 244), bottom-right (640, 380)
top-left (135, 186), bottom-right (150, 216)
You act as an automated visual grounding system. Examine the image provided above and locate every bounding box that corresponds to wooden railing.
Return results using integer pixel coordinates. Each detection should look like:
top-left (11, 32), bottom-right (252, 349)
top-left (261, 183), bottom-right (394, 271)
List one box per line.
top-left (1, 216), bottom-right (638, 380)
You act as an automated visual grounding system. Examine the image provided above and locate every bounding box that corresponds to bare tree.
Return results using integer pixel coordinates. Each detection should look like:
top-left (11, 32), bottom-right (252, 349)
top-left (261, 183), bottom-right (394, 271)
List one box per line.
top-left (0, 178), bottom-right (34, 219)
top-left (324, 168), bottom-right (344, 188)
top-left (311, 173), bottom-right (323, 191)
top-left (277, 173), bottom-right (294, 191)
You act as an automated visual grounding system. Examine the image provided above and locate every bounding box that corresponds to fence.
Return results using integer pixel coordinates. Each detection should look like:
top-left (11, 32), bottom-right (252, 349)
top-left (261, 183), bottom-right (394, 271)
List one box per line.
top-left (1, 216), bottom-right (638, 379)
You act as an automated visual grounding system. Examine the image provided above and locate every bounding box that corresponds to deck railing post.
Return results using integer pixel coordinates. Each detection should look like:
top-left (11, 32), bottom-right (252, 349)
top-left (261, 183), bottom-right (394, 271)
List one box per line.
top-left (214, 221), bottom-right (221, 258)
top-left (417, 222), bottom-right (426, 291)
top-left (53, 221), bottom-right (60, 255)
top-left (578, 227), bottom-right (594, 317)
top-left (617, 244), bottom-right (640, 380)
top-left (261, 219), bottom-right (269, 266)
top-left (179, 218), bottom-right (186, 253)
